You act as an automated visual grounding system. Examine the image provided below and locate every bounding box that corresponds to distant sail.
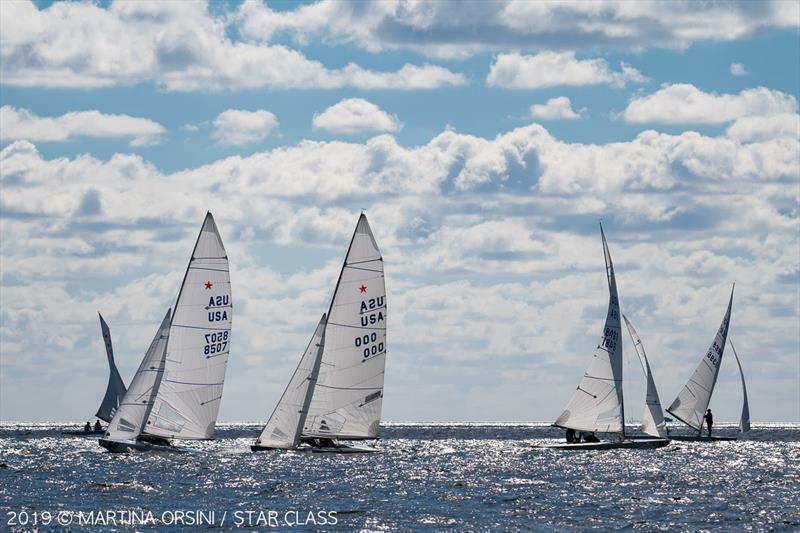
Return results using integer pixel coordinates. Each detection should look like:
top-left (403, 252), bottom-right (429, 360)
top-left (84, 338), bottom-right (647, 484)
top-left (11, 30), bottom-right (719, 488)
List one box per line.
top-left (623, 315), bottom-right (667, 438)
top-left (554, 224), bottom-right (624, 433)
top-left (304, 214), bottom-right (387, 440)
top-left (144, 213), bottom-right (232, 440)
top-left (667, 285), bottom-right (734, 431)
top-left (729, 339), bottom-right (751, 433)
top-left (104, 309), bottom-right (171, 441)
top-left (255, 314), bottom-right (327, 449)
top-left (95, 313), bottom-right (128, 423)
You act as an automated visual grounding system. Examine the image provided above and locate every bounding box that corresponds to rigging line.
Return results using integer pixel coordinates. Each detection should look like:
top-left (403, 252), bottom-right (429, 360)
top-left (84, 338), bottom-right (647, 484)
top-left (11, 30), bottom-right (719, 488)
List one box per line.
top-left (188, 267), bottom-right (229, 272)
top-left (345, 265), bottom-right (383, 273)
top-left (346, 258), bottom-right (383, 266)
top-left (328, 322), bottom-right (386, 331)
top-left (162, 379), bottom-right (225, 386)
top-left (576, 386), bottom-right (597, 399)
top-left (314, 383), bottom-right (382, 391)
top-left (200, 396), bottom-right (222, 406)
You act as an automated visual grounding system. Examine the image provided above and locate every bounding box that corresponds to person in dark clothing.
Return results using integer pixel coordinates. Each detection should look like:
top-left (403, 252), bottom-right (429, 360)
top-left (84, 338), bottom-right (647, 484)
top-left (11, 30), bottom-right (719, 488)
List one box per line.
top-left (565, 428), bottom-right (577, 443)
top-left (83, 421), bottom-right (91, 432)
top-left (94, 420), bottom-right (102, 431)
top-left (583, 432), bottom-right (600, 443)
top-left (703, 409), bottom-right (713, 437)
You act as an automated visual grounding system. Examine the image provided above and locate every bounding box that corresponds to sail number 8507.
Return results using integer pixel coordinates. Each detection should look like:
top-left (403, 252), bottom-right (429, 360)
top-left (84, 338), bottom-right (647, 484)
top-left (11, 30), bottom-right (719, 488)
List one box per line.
top-left (204, 330), bottom-right (229, 356)
top-left (354, 332), bottom-right (384, 359)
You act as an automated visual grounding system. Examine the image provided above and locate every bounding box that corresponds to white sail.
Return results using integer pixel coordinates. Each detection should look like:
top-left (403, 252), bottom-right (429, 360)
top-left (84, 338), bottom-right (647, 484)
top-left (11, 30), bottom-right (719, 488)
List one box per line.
top-left (623, 314), bottom-right (667, 438)
top-left (95, 313), bottom-right (128, 423)
top-left (554, 224), bottom-right (624, 434)
top-left (667, 285), bottom-right (734, 431)
top-left (729, 338), bottom-right (751, 433)
top-left (304, 214), bottom-right (386, 440)
top-left (144, 213), bottom-right (232, 440)
top-left (104, 309), bottom-right (171, 440)
top-left (255, 314), bottom-right (327, 449)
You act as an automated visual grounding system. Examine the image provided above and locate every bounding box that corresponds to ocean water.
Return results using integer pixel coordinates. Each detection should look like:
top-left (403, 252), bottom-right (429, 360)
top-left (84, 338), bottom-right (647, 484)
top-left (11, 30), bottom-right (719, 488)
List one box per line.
top-left (0, 423), bottom-right (798, 532)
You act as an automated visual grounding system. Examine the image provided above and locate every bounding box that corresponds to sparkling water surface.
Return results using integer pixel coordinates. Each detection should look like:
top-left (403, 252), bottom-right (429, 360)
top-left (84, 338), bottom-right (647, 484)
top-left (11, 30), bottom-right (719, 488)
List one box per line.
top-left (1, 423), bottom-right (798, 532)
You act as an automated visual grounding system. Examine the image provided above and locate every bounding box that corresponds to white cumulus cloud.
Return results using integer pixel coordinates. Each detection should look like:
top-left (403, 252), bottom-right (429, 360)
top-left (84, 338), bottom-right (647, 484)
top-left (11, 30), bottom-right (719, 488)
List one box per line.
top-left (212, 109), bottom-right (279, 146)
top-left (313, 98), bottom-right (402, 135)
top-left (0, 106), bottom-right (165, 146)
top-left (530, 97), bottom-right (583, 120)
top-left (0, 1), bottom-right (466, 91)
top-left (621, 84), bottom-right (797, 124)
top-left (486, 52), bottom-right (647, 89)
top-left (730, 63), bottom-right (748, 76)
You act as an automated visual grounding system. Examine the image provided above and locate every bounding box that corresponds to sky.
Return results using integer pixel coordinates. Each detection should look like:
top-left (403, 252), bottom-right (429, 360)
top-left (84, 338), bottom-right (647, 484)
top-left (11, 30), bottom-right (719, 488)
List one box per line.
top-left (1, 0), bottom-right (799, 425)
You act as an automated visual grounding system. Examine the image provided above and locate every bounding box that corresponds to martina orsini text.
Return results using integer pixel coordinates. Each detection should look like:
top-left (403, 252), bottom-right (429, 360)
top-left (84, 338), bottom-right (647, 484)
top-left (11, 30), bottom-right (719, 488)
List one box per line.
top-left (6, 509), bottom-right (339, 527)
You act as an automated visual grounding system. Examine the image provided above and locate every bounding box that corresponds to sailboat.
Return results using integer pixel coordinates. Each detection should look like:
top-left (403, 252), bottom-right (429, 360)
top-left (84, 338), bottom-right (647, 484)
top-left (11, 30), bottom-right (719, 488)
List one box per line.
top-left (252, 213), bottom-right (386, 454)
top-left (63, 313), bottom-right (128, 435)
top-left (100, 212), bottom-right (232, 452)
top-left (540, 224), bottom-right (670, 450)
top-left (666, 286), bottom-right (749, 441)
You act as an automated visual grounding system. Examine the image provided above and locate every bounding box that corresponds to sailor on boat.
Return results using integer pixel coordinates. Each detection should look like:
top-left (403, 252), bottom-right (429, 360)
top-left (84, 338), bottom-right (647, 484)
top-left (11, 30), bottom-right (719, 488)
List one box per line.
top-left (704, 409), bottom-right (713, 437)
top-left (84, 421), bottom-right (91, 432)
top-left (94, 420), bottom-right (102, 431)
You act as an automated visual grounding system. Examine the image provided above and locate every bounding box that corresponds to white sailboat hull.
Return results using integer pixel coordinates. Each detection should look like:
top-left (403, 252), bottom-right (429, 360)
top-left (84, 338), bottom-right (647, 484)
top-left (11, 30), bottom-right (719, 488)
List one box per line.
top-left (534, 438), bottom-right (671, 450)
top-left (250, 442), bottom-right (381, 454)
top-left (669, 435), bottom-right (737, 442)
top-left (98, 438), bottom-right (195, 453)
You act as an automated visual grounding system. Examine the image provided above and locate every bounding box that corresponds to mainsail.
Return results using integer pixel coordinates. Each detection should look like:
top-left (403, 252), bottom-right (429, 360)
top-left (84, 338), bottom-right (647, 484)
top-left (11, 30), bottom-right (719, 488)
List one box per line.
top-left (144, 213), bottom-right (232, 440)
top-left (303, 214), bottom-right (387, 440)
top-left (667, 284), bottom-right (734, 431)
top-left (95, 313), bottom-right (128, 423)
top-left (623, 315), bottom-right (667, 438)
top-left (729, 338), bottom-right (751, 433)
top-left (554, 224), bottom-right (624, 434)
top-left (255, 314), bottom-right (327, 449)
top-left (104, 309), bottom-right (171, 441)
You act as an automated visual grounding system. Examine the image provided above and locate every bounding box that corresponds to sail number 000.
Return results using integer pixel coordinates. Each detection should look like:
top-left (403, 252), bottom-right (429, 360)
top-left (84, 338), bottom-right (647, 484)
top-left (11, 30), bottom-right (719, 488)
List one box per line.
top-left (354, 332), bottom-right (384, 358)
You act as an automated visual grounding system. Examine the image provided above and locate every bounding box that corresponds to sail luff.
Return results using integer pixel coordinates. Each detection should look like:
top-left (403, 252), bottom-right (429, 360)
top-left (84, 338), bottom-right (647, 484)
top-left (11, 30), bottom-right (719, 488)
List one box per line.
top-left (729, 338), bottom-right (751, 433)
top-left (622, 314), bottom-right (667, 438)
top-left (144, 213), bottom-right (232, 440)
top-left (95, 313), bottom-right (128, 423)
top-left (667, 284), bottom-right (735, 431)
top-left (104, 309), bottom-right (171, 440)
top-left (554, 224), bottom-right (624, 434)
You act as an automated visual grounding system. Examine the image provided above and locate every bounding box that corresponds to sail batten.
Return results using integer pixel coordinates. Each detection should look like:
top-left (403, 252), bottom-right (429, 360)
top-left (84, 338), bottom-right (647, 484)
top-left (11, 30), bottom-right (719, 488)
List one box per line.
top-left (303, 214), bottom-right (387, 441)
top-left (104, 309), bottom-right (171, 440)
top-left (554, 224), bottom-right (624, 434)
top-left (667, 285), bottom-right (734, 431)
top-left (623, 314), bottom-right (667, 438)
top-left (95, 313), bottom-right (128, 423)
top-left (144, 213), bottom-right (232, 440)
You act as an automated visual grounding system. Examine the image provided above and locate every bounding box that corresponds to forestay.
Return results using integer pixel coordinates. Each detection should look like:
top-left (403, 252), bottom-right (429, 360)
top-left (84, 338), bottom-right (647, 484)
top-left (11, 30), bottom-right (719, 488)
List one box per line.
top-left (304, 214), bottom-right (386, 440)
top-left (623, 315), bottom-right (667, 438)
top-left (96, 313), bottom-right (128, 423)
top-left (104, 310), bottom-right (171, 441)
top-left (554, 225), bottom-right (624, 434)
top-left (729, 339), bottom-right (750, 433)
top-left (255, 314), bottom-right (327, 449)
top-left (667, 285), bottom-right (734, 431)
top-left (145, 213), bottom-right (232, 440)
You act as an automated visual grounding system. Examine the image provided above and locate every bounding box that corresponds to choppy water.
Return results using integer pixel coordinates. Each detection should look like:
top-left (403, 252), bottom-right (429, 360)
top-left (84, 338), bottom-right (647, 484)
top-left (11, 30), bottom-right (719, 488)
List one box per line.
top-left (1, 423), bottom-right (798, 532)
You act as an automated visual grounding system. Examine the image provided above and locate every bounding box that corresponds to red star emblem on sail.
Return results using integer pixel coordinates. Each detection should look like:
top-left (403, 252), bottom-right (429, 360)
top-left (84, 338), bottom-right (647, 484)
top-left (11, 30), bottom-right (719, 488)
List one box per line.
top-left (359, 284), bottom-right (367, 293)
top-left (205, 281), bottom-right (213, 290)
